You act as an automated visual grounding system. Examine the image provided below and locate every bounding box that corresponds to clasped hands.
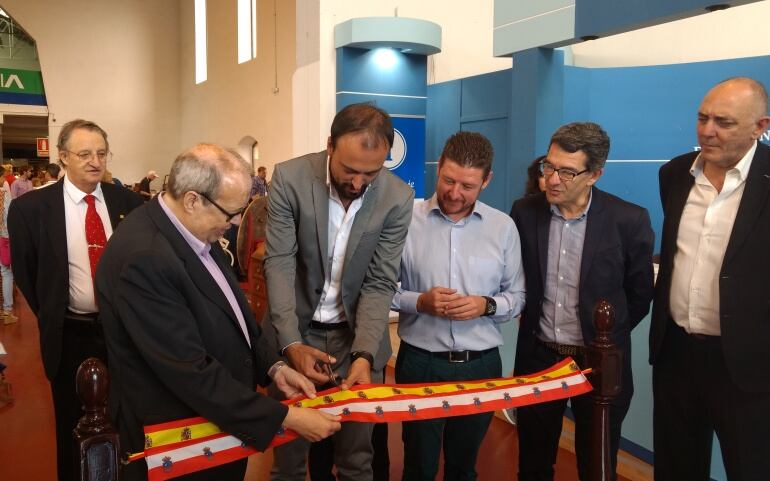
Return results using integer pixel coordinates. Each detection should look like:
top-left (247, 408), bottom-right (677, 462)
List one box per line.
top-left (416, 286), bottom-right (486, 320)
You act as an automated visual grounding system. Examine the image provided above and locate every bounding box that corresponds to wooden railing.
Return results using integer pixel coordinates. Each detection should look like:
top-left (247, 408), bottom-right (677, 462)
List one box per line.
top-left (586, 299), bottom-right (622, 481)
top-left (73, 358), bottom-right (120, 481)
top-left (74, 301), bottom-right (622, 481)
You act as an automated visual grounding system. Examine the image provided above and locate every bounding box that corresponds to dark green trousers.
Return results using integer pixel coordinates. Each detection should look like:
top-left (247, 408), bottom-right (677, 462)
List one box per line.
top-left (395, 342), bottom-right (502, 481)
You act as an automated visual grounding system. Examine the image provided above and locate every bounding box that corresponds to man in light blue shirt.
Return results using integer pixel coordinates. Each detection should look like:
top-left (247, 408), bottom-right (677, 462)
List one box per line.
top-left (392, 131), bottom-right (526, 481)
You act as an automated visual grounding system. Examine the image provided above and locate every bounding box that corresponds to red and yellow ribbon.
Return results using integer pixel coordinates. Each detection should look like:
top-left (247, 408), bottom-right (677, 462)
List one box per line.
top-left (130, 358), bottom-right (590, 481)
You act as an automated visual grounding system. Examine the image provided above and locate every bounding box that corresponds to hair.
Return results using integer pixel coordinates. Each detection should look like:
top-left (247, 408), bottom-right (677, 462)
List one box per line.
top-left (45, 163), bottom-right (61, 178)
top-left (167, 144), bottom-right (251, 200)
top-left (525, 155), bottom-right (546, 197)
top-left (329, 103), bottom-right (394, 149)
top-left (257, 166), bottom-right (267, 174)
top-left (147, 170), bottom-right (157, 177)
top-left (716, 77), bottom-right (769, 117)
top-left (550, 122), bottom-right (610, 172)
top-left (57, 119), bottom-right (109, 152)
top-left (438, 131), bottom-right (494, 178)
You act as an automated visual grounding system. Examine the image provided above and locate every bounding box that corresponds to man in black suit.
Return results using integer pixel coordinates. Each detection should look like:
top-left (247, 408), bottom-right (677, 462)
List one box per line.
top-left (510, 122), bottom-right (654, 481)
top-left (95, 143), bottom-right (340, 480)
top-left (8, 119), bottom-right (143, 481)
top-left (651, 77), bottom-right (770, 481)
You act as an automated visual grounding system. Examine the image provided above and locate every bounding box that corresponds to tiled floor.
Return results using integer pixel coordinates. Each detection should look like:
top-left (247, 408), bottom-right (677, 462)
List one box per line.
top-left (0, 292), bottom-right (631, 481)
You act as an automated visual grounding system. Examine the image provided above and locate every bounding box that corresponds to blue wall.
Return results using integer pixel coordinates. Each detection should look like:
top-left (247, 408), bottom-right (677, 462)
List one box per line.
top-left (336, 47), bottom-right (427, 197)
top-left (427, 52), bottom-right (770, 481)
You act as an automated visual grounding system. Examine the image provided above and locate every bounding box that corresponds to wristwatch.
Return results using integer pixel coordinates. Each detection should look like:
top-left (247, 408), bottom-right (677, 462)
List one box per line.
top-left (482, 296), bottom-right (497, 316)
top-left (350, 350), bottom-right (374, 366)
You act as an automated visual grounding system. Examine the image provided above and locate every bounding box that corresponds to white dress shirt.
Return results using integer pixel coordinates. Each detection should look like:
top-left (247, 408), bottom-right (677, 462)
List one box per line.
top-left (64, 175), bottom-right (114, 313)
top-left (311, 158), bottom-right (365, 324)
top-left (669, 142), bottom-right (756, 336)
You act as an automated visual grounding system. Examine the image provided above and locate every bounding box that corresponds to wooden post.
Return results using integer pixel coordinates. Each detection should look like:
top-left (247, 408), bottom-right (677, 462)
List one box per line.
top-left (73, 358), bottom-right (121, 481)
top-left (586, 299), bottom-right (622, 481)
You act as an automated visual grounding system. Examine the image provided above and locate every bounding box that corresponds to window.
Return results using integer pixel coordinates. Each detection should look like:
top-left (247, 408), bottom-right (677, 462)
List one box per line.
top-left (237, 0), bottom-right (257, 63)
top-left (194, 0), bottom-right (207, 84)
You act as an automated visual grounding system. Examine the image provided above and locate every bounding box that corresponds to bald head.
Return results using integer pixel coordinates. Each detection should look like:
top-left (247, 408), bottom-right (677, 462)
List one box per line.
top-left (697, 77), bottom-right (770, 169)
top-left (167, 143), bottom-right (251, 200)
top-left (711, 77), bottom-right (768, 119)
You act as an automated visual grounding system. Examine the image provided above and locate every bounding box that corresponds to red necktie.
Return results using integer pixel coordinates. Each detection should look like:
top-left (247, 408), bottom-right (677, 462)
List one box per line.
top-left (84, 194), bottom-right (107, 281)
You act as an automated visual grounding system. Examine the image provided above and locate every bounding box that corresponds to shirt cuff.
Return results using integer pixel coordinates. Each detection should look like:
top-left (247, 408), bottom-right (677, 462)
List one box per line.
top-left (490, 295), bottom-right (512, 323)
top-left (267, 360), bottom-right (287, 379)
top-left (280, 341), bottom-right (301, 356)
top-left (396, 290), bottom-right (421, 314)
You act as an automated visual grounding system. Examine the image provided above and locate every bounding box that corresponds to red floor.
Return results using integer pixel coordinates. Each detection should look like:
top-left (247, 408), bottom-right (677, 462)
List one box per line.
top-left (0, 290), bottom-right (623, 481)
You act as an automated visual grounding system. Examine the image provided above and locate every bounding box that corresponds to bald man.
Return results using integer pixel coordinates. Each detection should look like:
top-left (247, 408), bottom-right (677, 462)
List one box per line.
top-left (651, 77), bottom-right (770, 481)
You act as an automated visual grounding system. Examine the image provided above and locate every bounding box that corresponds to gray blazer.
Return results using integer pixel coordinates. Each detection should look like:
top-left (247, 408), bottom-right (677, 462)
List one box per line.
top-left (264, 151), bottom-right (414, 370)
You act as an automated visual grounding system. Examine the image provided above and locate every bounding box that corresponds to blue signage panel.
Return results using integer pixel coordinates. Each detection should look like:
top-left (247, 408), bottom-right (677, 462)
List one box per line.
top-left (388, 116), bottom-right (425, 199)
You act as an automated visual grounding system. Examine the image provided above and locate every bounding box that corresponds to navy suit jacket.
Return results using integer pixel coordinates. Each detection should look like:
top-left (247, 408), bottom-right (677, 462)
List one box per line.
top-left (8, 180), bottom-right (143, 379)
top-left (511, 188), bottom-right (654, 386)
top-left (650, 142), bottom-right (770, 393)
top-left (95, 197), bottom-right (288, 479)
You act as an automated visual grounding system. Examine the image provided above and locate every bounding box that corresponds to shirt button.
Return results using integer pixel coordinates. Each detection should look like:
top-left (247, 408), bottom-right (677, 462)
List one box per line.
top-left (559, 276), bottom-right (563, 281)
top-left (562, 250), bottom-right (566, 255)
top-left (557, 303), bottom-right (562, 307)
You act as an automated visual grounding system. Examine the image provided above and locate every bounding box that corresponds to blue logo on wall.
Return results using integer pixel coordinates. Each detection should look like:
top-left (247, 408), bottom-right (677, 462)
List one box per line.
top-left (388, 117), bottom-right (425, 198)
top-left (385, 129), bottom-right (407, 170)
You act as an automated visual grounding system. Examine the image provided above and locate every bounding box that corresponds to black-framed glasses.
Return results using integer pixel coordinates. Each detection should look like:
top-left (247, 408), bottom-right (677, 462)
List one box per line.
top-left (196, 192), bottom-right (247, 222)
top-left (539, 161), bottom-right (589, 182)
top-left (62, 150), bottom-right (112, 162)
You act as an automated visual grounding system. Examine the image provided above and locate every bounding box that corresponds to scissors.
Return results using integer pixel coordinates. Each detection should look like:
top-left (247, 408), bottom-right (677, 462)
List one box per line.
top-left (316, 353), bottom-right (340, 387)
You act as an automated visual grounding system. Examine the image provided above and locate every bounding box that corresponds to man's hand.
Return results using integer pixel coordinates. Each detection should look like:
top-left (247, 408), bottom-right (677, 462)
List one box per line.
top-left (273, 365), bottom-right (317, 399)
top-left (284, 343), bottom-right (337, 385)
top-left (416, 286), bottom-right (461, 317)
top-left (339, 358), bottom-right (372, 390)
top-left (283, 406), bottom-right (341, 442)
top-left (445, 295), bottom-right (486, 321)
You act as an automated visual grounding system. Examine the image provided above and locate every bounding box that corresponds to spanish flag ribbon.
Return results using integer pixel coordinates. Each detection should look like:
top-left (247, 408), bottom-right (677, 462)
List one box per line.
top-left (132, 358), bottom-right (591, 481)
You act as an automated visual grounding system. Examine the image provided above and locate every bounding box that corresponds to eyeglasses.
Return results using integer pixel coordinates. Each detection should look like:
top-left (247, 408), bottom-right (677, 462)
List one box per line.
top-left (62, 150), bottom-right (112, 162)
top-left (196, 191), bottom-right (247, 222)
top-left (539, 161), bottom-right (589, 182)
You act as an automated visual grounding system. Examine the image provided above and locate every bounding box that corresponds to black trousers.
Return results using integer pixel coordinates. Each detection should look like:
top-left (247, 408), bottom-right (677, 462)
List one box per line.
top-left (653, 321), bottom-right (770, 481)
top-left (52, 318), bottom-right (107, 481)
top-left (515, 340), bottom-right (631, 481)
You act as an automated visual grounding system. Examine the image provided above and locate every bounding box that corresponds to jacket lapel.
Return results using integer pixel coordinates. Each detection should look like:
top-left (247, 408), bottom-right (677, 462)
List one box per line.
top-left (311, 153), bottom-right (330, 278)
top-left (102, 182), bottom-right (129, 229)
top-left (343, 174), bottom-right (380, 268)
top-left (723, 146), bottom-right (770, 265)
top-left (663, 163), bottom-right (695, 263)
top-left (147, 198), bottom-right (247, 344)
top-left (42, 181), bottom-right (69, 275)
top-left (579, 188), bottom-right (606, 288)
top-left (536, 196), bottom-right (550, 290)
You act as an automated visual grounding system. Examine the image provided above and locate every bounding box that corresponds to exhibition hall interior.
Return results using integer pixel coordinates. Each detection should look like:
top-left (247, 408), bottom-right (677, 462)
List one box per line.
top-left (1, 1), bottom-right (769, 480)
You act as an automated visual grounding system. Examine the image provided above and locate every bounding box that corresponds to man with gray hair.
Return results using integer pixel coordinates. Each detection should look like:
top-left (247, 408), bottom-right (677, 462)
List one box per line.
top-left (510, 122), bottom-right (654, 481)
top-left (138, 169), bottom-right (157, 201)
top-left (96, 143), bottom-right (340, 481)
top-left (9, 118), bottom-right (143, 481)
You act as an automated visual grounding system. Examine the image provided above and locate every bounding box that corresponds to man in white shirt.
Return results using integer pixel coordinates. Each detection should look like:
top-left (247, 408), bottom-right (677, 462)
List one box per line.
top-left (263, 103), bottom-right (414, 481)
top-left (651, 77), bottom-right (770, 481)
top-left (36, 163), bottom-right (61, 189)
top-left (9, 119), bottom-right (143, 481)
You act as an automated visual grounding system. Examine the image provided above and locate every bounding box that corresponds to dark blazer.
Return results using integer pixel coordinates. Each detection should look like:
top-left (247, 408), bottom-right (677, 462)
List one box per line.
top-left (95, 197), bottom-right (288, 478)
top-left (8, 180), bottom-right (142, 379)
top-left (650, 142), bottom-right (770, 393)
top-left (263, 151), bottom-right (414, 369)
top-left (511, 188), bottom-right (654, 379)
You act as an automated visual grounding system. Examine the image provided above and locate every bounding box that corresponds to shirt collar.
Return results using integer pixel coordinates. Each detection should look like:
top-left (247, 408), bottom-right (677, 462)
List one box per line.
top-left (63, 174), bottom-right (104, 205)
top-left (690, 141), bottom-right (757, 182)
top-left (550, 188), bottom-right (593, 221)
top-left (158, 192), bottom-right (210, 257)
top-left (427, 193), bottom-right (484, 222)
